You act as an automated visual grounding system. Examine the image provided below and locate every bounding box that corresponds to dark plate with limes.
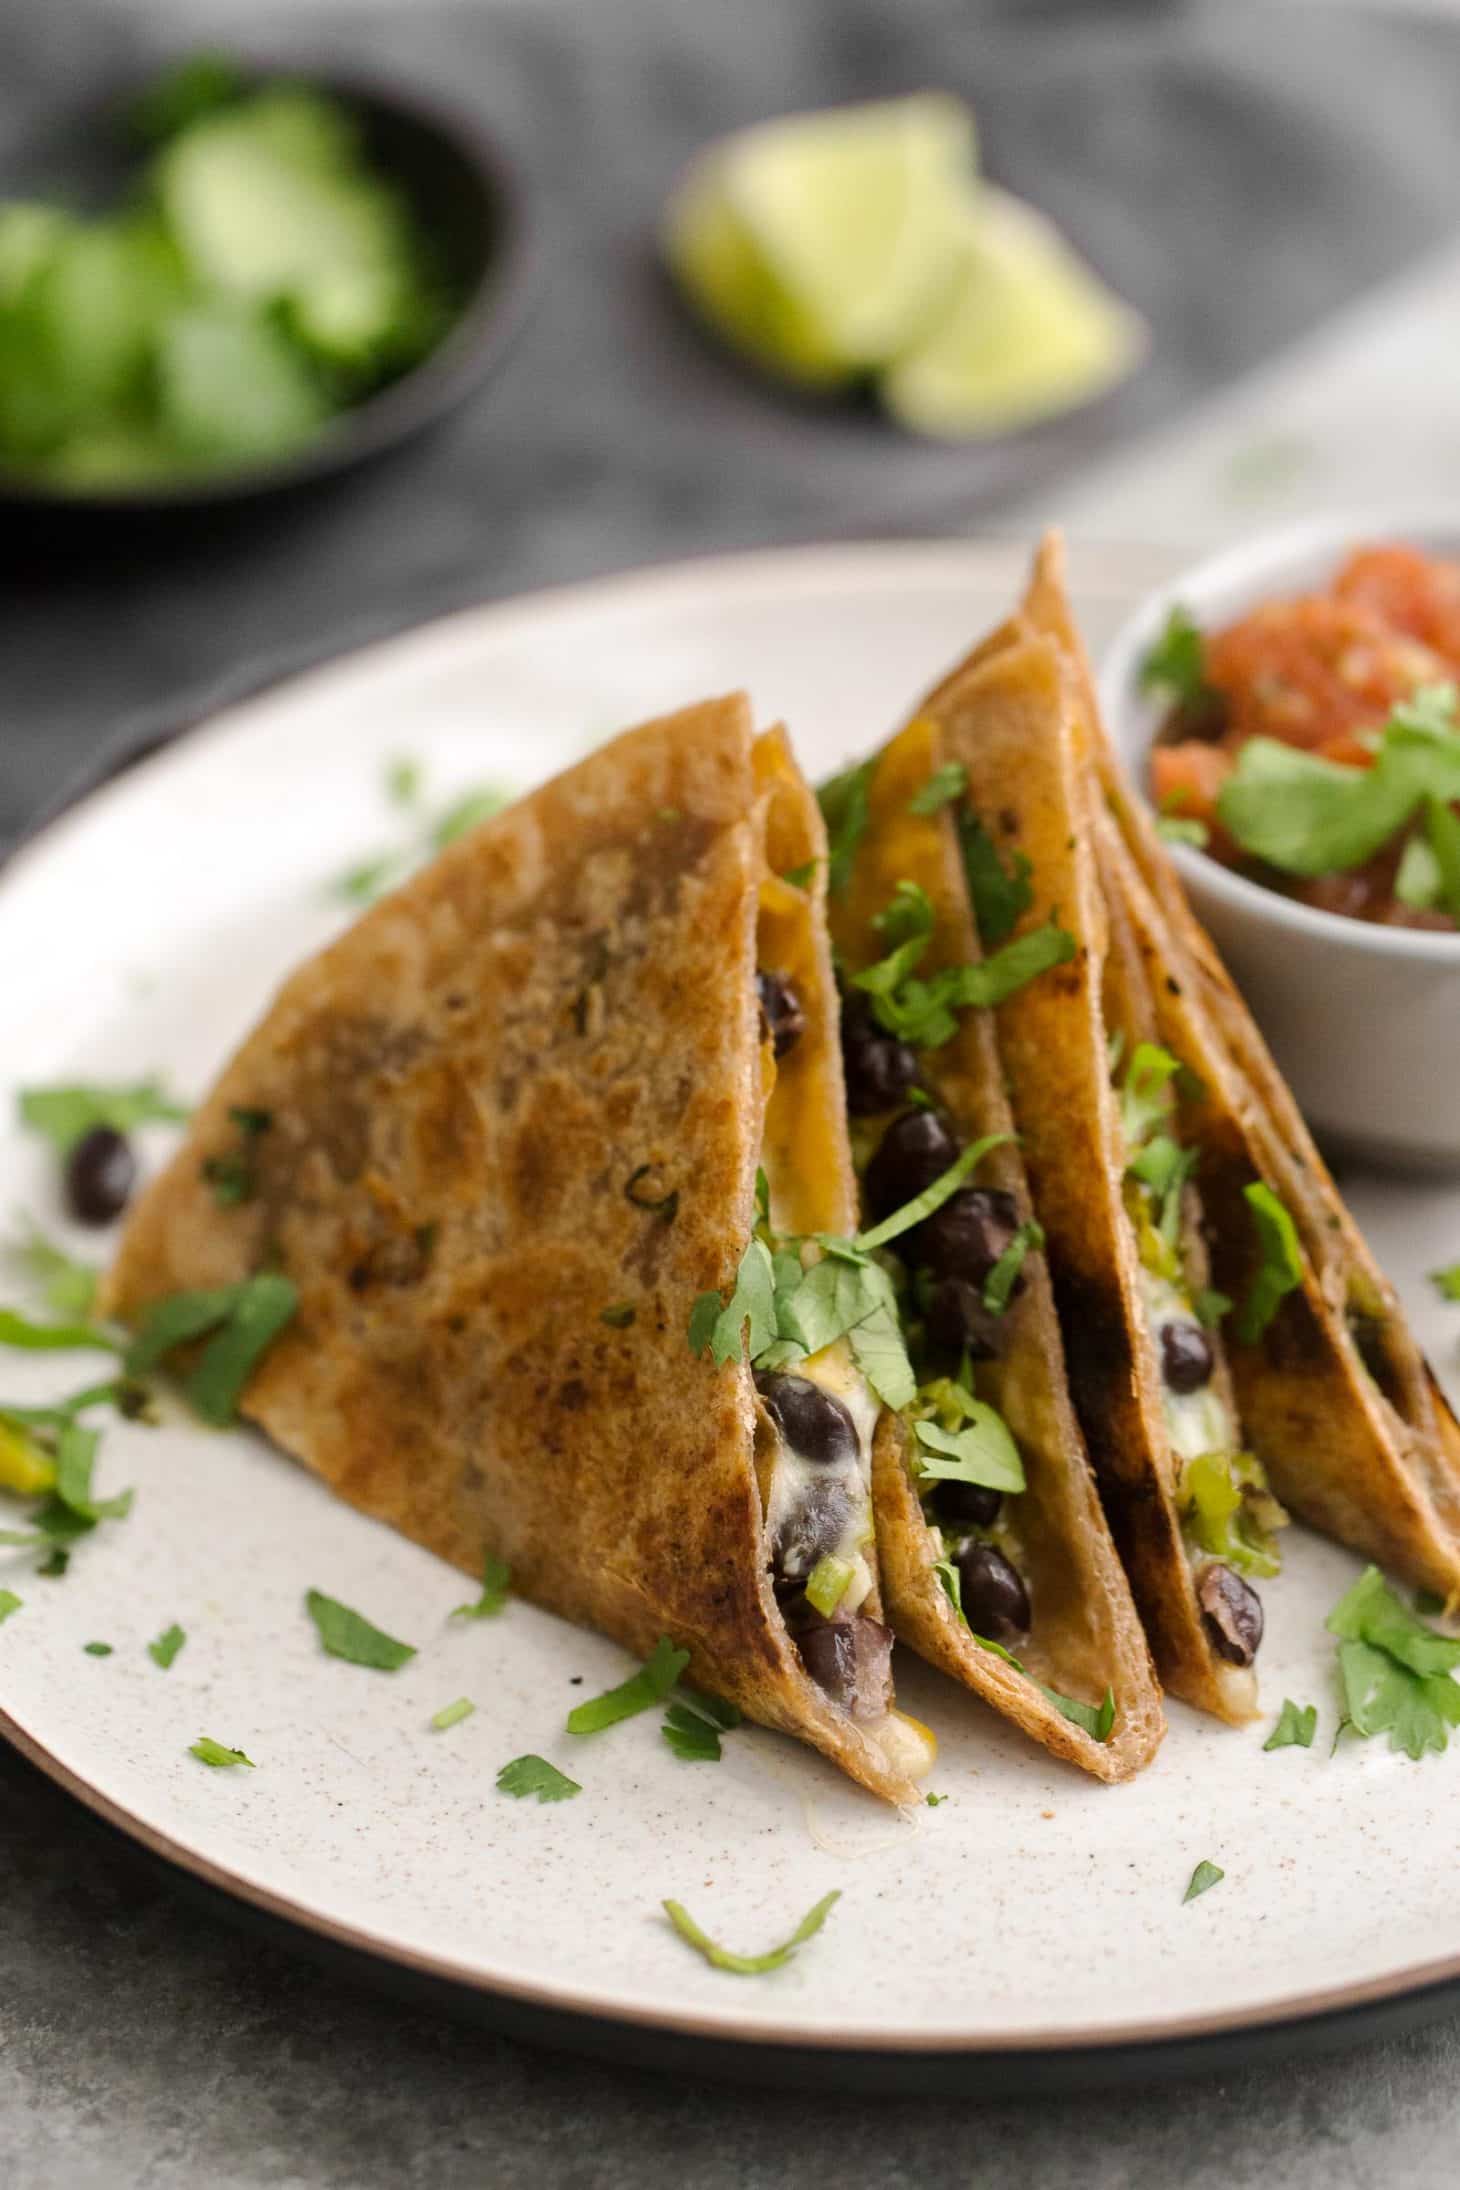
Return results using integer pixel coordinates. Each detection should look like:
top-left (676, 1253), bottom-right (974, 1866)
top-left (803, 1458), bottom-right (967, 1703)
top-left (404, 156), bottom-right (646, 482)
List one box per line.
top-left (0, 55), bottom-right (533, 522)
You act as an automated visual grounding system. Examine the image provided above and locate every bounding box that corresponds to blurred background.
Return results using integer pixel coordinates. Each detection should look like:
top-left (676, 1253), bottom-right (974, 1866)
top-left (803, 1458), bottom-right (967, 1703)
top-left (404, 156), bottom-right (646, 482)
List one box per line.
top-left (8, 0), bottom-right (1460, 840)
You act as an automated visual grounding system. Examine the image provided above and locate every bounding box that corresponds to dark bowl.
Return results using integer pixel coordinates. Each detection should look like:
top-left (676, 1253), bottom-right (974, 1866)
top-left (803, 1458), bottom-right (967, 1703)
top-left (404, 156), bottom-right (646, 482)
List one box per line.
top-left (0, 61), bottom-right (533, 523)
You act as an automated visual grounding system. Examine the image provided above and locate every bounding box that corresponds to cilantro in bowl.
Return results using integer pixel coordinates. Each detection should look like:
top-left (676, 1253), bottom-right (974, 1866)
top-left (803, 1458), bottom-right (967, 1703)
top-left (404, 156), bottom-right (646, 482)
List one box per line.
top-left (0, 56), bottom-right (454, 491)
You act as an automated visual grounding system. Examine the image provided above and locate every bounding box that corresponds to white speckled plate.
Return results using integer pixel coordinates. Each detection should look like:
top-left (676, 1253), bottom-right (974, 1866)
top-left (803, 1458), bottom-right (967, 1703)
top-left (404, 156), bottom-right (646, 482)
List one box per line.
top-left (3, 542), bottom-right (1459, 2086)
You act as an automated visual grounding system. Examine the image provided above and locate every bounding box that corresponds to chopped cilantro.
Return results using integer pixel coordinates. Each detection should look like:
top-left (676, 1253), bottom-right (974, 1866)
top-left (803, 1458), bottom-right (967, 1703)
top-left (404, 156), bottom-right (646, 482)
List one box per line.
top-left (83, 1641), bottom-right (113, 1657)
top-left (1155, 815), bottom-right (1211, 849)
top-left (432, 786), bottom-right (510, 849)
top-left (496, 1754), bottom-right (581, 1803)
top-left (781, 859), bottom-right (819, 889)
top-left (0, 1589), bottom-right (19, 1622)
top-left (1046, 1685), bottom-right (1117, 1741)
top-left (1128, 1135), bottom-right (1198, 1254)
top-left (567, 1636), bottom-right (688, 1735)
top-left (148, 1622), bottom-right (186, 1670)
top-left (1218, 685), bottom-right (1460, 877)
top-left (662, 1890), bottom-right (840, 1976)
top-left (1427, 794), bottom-right (1460, 922)
top-left (431, 1696), bottom-right (476, 1731)
top-left (1327, 1567), bottom-right (1460, 1760)
top-left (817, 759), bottom-right (876, 895)
top-left (925, 1791), bottom-right (947, 1807)
top-left (1263, 1698), bottom-right (1317, 1752)
top-left (386, 756), bottom-right (423, 808)
top-left (907, 761), bottom-right (967, 816)
top-left (127, 1274), bottom-right (297, 1424)
top-left (913, 1406), bottom-right (1026, 1495)
top-left (624, 1165), bottom-right (679, 1222)
top-left (305, 1589), bottom-right (416, 1671)
top-left (1140, 607), bottom-right (1207, 709)
top-left (1194, 1287), bottom-right (1232, 1329)
top-left (18, 1078), bottom-right (189, 1152)
top-left (48, 1422), bottom-right (132, 1526)
top-left (679, 1687), bottom-right (741, 1731)
top-left (38, 1548), bottom-right (69, 1577)
top-left (599, 1301), bottom-right (637, 1328)
top-left (982, 1219), bottom-right (1044, 1315)
top-left (332, 853), bottom-right (405, 905)
top-left (1120, 1043), bottom-right (1181, 1148)
top-left (1183, 1859), bottom-right (1224, 1904)
top-left (933, 1557), bottom-right (963, 1619)
top-left (190, 1737), bottom-right (254, 1768)
top-left (857, 922), bottom-right (1076, 1049)
top-left (689, 1238), bottom-right (777, 1368)
top-left (1430, 1265), bottom-right (1460, 1303)
top-left (958, 812), bottom-right (1034, 946)
top-left (452, 1554), bottom-right (511, 1619)
top-left (201, 1106), bottom-right (271, 1206)
top-left (1236, 1183), bottom-right (1304, 1344)
top-left (854, 1132), bottom-right (1010, 1253)
top-left (6, 1223), bottom-right (98, 1319)
top-left (0, 1309), bottom-right (122, 1354)
top-left (662, 1700), bottom-right (724, 1761)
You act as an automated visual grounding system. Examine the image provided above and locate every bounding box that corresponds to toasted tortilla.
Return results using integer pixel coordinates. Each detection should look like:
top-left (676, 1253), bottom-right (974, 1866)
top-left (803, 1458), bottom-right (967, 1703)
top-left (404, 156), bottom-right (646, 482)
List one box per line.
top-left (1019, 534), bottom-right (1460, 1600)
top-left (101, 697), bottom-right (924, 1804)
top-left (828, 712), bottom-right (1165, 1777)
top-left (926, 637), bottom-right (1257, 1719)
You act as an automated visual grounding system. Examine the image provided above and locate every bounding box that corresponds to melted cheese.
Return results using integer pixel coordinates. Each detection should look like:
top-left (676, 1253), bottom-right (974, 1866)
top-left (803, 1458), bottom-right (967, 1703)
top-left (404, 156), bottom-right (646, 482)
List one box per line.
top-left (1140, 1269), bottom-right (1235, 1467)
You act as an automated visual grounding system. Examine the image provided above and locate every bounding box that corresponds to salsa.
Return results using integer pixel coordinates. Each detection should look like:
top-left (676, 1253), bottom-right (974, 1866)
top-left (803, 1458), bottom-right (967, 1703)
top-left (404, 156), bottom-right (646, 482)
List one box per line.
top-left (1143, 542), bottom-right (1460, 931)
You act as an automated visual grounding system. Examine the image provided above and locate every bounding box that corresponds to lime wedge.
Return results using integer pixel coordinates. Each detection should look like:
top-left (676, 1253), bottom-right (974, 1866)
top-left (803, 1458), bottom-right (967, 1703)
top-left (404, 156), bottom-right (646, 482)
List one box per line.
top-left (664, 94), bottom-right (974, 384)
top-left (882, 188), bottom-right (1145, 439)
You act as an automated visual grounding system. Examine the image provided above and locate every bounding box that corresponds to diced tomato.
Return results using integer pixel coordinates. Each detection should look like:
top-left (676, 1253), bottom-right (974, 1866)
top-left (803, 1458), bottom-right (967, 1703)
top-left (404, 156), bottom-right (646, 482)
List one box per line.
top-left (1150, 740), bottom-right (1231, 827)
top-left (1204, 595), bottom-right (1442, 760)
top-left (1333, 542), bottom-right (1460, 670)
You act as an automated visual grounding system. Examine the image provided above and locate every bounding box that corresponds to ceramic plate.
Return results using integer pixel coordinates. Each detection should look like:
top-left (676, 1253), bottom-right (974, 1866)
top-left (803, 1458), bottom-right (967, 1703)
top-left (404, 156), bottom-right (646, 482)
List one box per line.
top-left (4, 543), bottom-right (1459, 2089)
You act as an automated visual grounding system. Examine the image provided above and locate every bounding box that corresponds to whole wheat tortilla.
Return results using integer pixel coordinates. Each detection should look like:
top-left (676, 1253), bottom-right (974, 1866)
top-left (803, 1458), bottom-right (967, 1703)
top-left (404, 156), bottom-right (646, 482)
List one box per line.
top-left (102, 697), bottom-right (923, 1804)
top-left (829, 712), bottom-right (1165, 1775)
top-left (928, 637), bottom-right (1257, 1720)
top-left (1019, 534), bottom-right (1460, 1601)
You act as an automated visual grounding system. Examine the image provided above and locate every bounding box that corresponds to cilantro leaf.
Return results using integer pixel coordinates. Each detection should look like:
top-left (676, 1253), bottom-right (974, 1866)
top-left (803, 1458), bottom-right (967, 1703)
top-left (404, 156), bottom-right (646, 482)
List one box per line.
top-left (1336, 1636), bottom-right (1460, 1759)
top-left (6, 1222), bottom-right (98, 1318)
top-left (1194, 1288), bottom-right (1232, 1329)
top-left (453, 1554), bottom-right (510, 1618)
top-left (958, 812), bottom-right (1033, 947)
top-left (305, 1588), bottom-right (416, 1670)
top-left (818, 759), bottom-right (876, 895)
top-left (0, 1590), bottom-right (21, 1623)
top-left (845, 1294), bottom-right (917, 1411)
top-left (431, 1696), bottom-right (475, 1731)
top-left (1431, 1264), bottom-right (1460, 1303)
top-left (127, 1274), bottom-right (297, 1424)
top-left (190, 1736), bottom-right (254, 1768)
top-left (1263, 1698), bottom-right (1317, 1751)
top-left (18, 1079), bottom-right (189, 1152)
top-left (50, 1422), bottom-right (132, 1525)
top-left (925, 1791), bottom-right (948, 1807)
top-left (781, 859), bottom-right (819, 890)
top-left (148, 1622), bottom-right (186, 1670)
top-left (332, 853), bottom-right (404, 905)
top-left (1327, 1566), bottom-right (1460, 1677)
top-left (688, 1239), bottom-right (777, 1368)
top-left (496, 1754), bottom-right (582, 1803)
top-left (1235, 1183), bottom-right (1304, 1343)
top-left (1120, 1042), bottom-right (1181, 1148)
top-left (1045, 1685), bottom-right (1116, 1740)
top-left (662, 1890), bottom-right (840, 1976)
top-left (908, 761), bottom-right (967, 816)
top-left (662, 1700), bottom-right (724, 1761)
top-left (860, 923), bottom-right (1076, 1048)
top-left (0, 1309), bottom-right (121, 1354)
top-left (84, 1641), bottom-right (113, 1657)
top-left (933, 1557), bottom-right (963, 1619)
top-left (679, 1687), bottom-right (742, 1731)
top-left (432, 786), bottom-right (510, 849)
top-left (1183, 1859), bottom-right (1224, 1904)
top-left (982, 1219), bottom-right (1043, 1315)
top-left (855, 882), bottom-right (937, 1001)
top-left (386, 756), bottom-right (423, 808)
top-left (854, 1132), bottom-right (1010, 1253)
top-left (1140, 607), bottom-right (1207, 709)
top-left (567, 1636), bottom-right (689, 1735)
top-left (1155, 816), bottom-right (1210, 849)
top-left (913, 1407), bottom-right (1026, 1494)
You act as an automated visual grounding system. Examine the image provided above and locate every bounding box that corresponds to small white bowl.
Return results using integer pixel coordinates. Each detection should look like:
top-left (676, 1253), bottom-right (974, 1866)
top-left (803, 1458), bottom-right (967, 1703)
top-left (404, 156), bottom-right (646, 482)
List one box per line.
top-left (1099, 511), bottom-right (1460, 1176)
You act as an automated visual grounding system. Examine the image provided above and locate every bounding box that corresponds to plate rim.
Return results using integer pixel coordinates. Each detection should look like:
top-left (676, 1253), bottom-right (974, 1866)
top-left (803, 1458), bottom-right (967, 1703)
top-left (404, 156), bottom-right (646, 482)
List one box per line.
top-left (7, 537), bottom-right (1460, 2084)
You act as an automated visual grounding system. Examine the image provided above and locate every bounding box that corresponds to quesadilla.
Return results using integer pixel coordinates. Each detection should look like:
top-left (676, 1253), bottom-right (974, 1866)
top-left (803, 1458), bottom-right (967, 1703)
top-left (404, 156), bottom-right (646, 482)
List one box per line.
top-left (101, 697), bottom-right (937, 1804)
top-left (923, 634), bottom-right (1272, 1719)
top-left (817, 712), bottom-right (1166, 1776)
top-left (1017, 534), bottom-right (1460, 1602)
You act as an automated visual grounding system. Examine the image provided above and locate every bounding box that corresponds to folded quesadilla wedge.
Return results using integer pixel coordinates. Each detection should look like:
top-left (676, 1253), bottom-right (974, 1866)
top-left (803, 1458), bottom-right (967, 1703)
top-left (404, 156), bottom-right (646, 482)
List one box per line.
top-left (101, 696), bottom-right (934, 1803)
top-left (927, 634), bottom-right (1269, 1718)
top-left (817, 711), bottom-right (1165, 1777)
top-left (1017, 534), bottom-right (1460, 1602)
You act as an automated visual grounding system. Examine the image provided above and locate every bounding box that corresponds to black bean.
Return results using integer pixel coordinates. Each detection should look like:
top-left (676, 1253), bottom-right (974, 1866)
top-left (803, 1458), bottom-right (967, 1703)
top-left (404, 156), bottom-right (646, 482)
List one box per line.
top-left (65, 1126), bottom-right (136, 1226)
top-left (1160, 1320), bottom-right (1214, 1394)
top-left (757, 970), bottom-right (805, 1060)
top-left (956, 1540), bottom-right (1030, 1642)
top-left (915, 1187), bottom-right (1020, 1285)
top-left (754, 1372), bottom-right (859, 1467)
top-left (772, 1479), bottom-right (855, 1582)
top-left (924, 1275), bottom-right (1004, 1360)
top-left (935, 1479), bottom-right (1002, 1529)
top-left (840, 993), bottom-right (920, 1116)
top-left (797, 1614), bottom-right (894, 1720)
top-left (863, 1107), bottom-right (958, 1222)
top-left (1197, 1560), bottom-right (1264, 1666)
